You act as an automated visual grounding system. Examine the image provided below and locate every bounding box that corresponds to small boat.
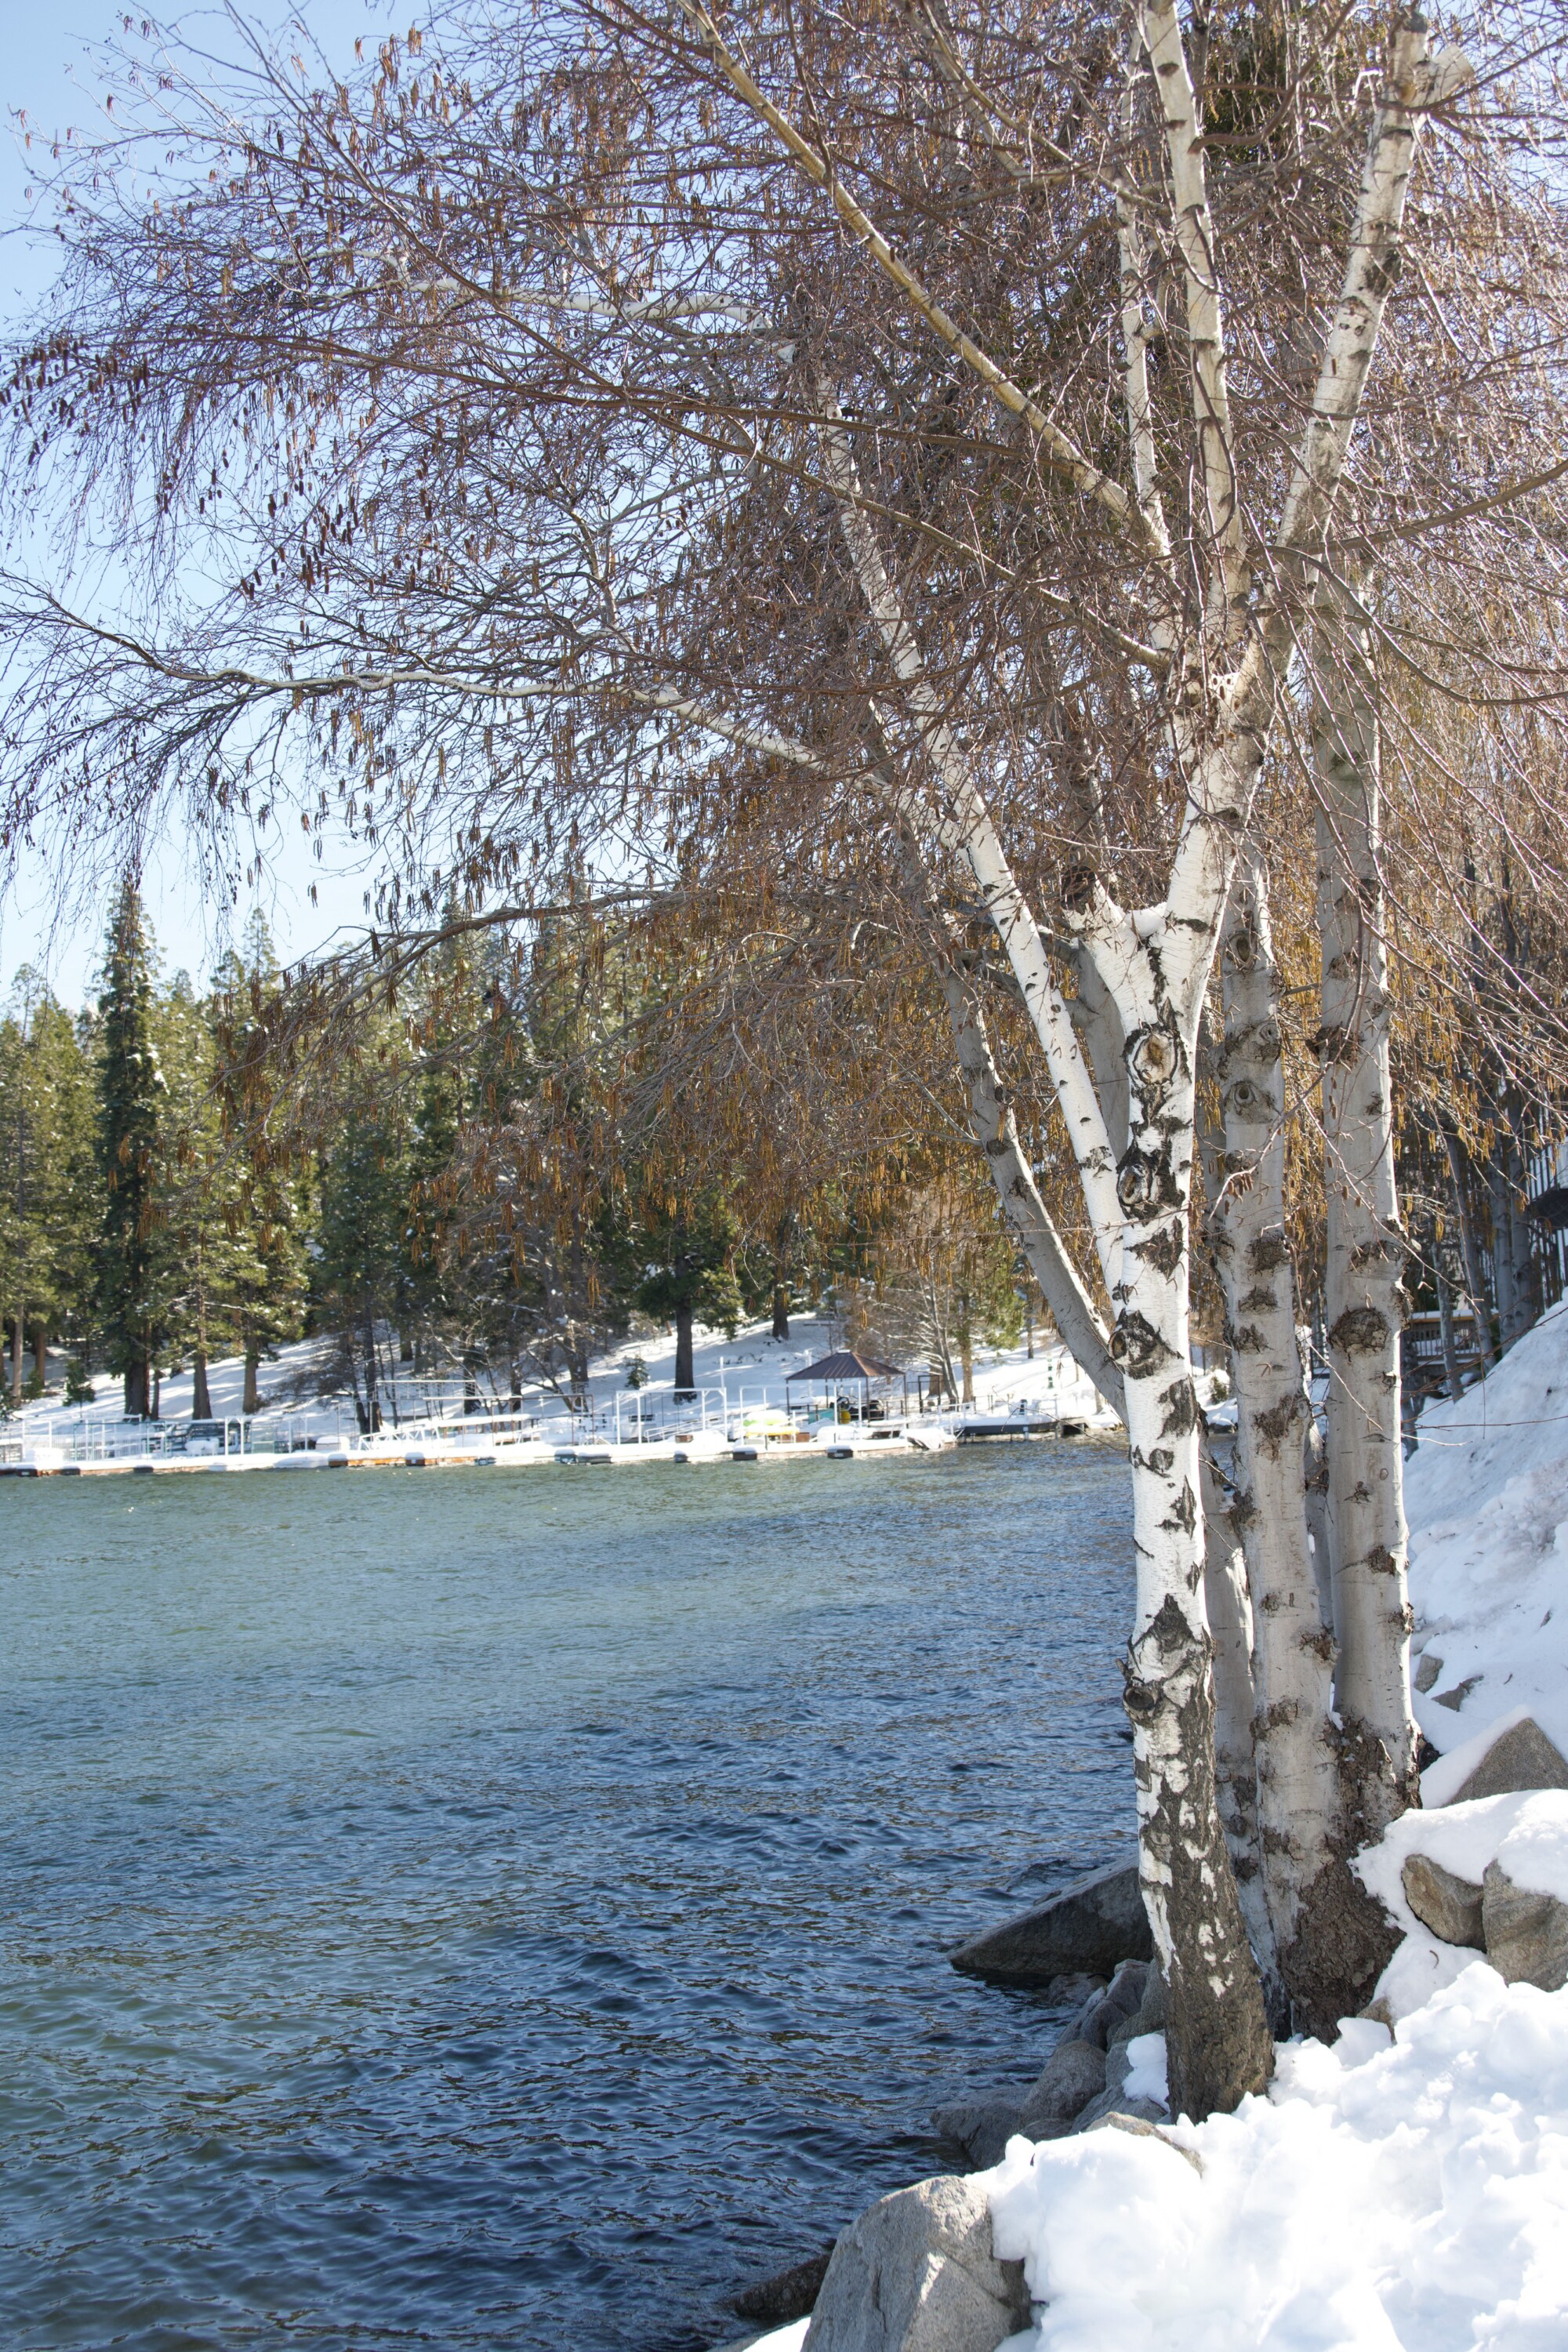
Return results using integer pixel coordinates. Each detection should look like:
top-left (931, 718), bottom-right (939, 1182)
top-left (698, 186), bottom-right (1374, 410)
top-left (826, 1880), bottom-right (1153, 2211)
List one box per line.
top-left (815, 1420), bottom-right (956, 1457)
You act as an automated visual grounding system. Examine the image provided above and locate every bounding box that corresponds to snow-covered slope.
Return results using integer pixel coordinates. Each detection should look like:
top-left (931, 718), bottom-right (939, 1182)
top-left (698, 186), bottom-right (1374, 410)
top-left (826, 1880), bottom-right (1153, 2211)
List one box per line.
top-left (13, 1308), bottom-right (1116, 1442)
top-left (1406, 1300), bottom-right (1568, 1760)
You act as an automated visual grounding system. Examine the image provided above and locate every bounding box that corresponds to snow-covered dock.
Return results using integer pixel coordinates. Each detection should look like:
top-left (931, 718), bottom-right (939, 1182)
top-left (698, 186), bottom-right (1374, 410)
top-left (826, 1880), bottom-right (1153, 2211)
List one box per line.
top-left (1, 1313), bottom-right (1120, 1483)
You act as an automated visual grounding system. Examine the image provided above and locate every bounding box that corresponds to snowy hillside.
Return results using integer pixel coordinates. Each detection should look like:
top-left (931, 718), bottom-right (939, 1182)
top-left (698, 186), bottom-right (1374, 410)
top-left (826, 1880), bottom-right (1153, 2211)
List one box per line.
top-left (1407, 1300), bottom-right (1568, 1761)
top-left (13, 1308), bottom-right (1117, 1444)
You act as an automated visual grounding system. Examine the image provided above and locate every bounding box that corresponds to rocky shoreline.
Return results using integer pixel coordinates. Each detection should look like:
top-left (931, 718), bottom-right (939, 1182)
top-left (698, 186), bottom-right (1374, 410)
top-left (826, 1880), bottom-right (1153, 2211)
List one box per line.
top-left (717, 1710), bottom-right (1568, 2352)
top-left (717, 1857), bottom-right (1174, 2347)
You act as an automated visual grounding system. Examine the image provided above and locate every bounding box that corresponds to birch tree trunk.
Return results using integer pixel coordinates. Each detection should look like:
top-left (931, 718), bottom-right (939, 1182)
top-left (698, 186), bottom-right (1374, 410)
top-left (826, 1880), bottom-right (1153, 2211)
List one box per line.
top-left (1198, 1446), bottom-right (1276, 2002)
top-left (949, 935), bottom-right (1269, 1965)
top-left (1314, 605), bottom-right (1417, 1840)
top-left (1107, 957), bottom-right (1275, 2117)
top-left (1214, 858), bottom-right (1396, 2031)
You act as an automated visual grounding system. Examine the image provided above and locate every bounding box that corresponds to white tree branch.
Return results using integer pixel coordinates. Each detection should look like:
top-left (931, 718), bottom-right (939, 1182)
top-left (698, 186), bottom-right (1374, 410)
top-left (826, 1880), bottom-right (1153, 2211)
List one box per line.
top-left (1276, 16), bottom-right (1461, 561)
top-left (1138, 2), bottom-right (1243, 608)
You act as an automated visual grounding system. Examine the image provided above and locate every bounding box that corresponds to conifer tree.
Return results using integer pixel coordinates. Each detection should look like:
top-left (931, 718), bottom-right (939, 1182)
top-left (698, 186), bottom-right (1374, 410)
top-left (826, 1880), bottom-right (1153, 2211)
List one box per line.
top-left (633, 1192), bottom-right (743, 1398)
top-left (95, 884), bottom-right (165, 1417)
top-left (210, 917), bottom-right (310, 1414)
top-left (314, 1058), bottom-right (413, 1430)
top-left (0, 975), bottom-right (95, 1403)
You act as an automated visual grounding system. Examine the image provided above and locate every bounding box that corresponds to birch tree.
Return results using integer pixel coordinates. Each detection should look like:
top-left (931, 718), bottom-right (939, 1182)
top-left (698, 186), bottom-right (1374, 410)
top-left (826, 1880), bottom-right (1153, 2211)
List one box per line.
top-left (5, 0), bottom-right (1568, 2107)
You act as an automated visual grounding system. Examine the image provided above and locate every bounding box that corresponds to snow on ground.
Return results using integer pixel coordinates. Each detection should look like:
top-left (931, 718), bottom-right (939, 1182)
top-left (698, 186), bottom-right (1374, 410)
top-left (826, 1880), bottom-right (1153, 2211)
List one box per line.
top-left (13, 1308), bottom-right (1116, 1444)
top-left (989, 1949), bottom-right (1568, 2351)
top-left (987, 1791), bottom-right (1568, 2351)
top-left (1406, 1299), bottom-right (1568, 1761)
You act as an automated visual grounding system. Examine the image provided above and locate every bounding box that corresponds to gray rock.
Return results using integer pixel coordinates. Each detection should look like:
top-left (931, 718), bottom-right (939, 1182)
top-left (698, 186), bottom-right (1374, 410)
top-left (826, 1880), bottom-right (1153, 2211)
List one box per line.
top-left (1414, 1652), bottom-right (1443, 1694)
top-left (1075, 2090), bottom-right (1169, 2132)
top-left (1092, 2111), bottom-right (1200, 2170)
top-left (1401, 1853), bottom-right (1484, 1948)
top-left (1043, 1970), bottom-right (1107, 2009)
top-left (930, 2096), bottom-right (1025, 2171)
top-left (1483, 1863), bottom-right (1568, 1991)
top-left (1018, 2038), bottom-right (1105, 2134)
top-left (949, 1858), bottom-right (1150, 1988)
top-left (1102, 1962), bottom-right (1153, 2049)
top-left (1077, 1958), bottom-right (1149, 2050)
top-left (732, 2248), bottom-right (837, 2326)
top-left (804, 2175), bottom-right (1031, 2352)
top-left (1447, 1718), bottom-right (1568, 1806)
top-left (1130, 1962), bottom-right (1167, 2036)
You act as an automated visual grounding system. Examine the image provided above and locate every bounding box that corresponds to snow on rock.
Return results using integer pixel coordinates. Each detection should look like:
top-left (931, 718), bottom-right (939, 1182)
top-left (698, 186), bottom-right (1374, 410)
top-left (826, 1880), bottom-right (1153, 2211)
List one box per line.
top-left (1354, 1790), bottom-right (1568, 2021)
top-left (1358, 1790), bottom-right (1568, 1923)
top-left (1407, 1300), bottom-right (1568, 1759)
top-left (804, 2173), bottom-right (1030, 2352)
top-left (987, 1962), bottom-right (1568, 2350)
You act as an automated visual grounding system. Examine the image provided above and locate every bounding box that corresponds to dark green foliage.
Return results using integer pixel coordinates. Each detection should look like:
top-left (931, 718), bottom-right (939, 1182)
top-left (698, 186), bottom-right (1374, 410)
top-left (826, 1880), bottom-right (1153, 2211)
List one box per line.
top-left (94, 883), bottom-right (166, 1417)
top-left (634, 1193), bottom-right (743, 1394)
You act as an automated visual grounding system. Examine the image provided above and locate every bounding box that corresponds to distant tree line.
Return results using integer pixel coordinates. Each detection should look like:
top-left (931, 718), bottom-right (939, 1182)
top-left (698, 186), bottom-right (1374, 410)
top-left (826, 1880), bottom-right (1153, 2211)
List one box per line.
top-left (0, 881), bottom-right (1034, 1423)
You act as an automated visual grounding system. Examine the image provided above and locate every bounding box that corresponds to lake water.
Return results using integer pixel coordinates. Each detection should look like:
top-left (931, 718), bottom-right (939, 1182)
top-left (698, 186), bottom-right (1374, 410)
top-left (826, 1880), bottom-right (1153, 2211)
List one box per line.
top-left (1, 1444), bottom-right (1134, 2352)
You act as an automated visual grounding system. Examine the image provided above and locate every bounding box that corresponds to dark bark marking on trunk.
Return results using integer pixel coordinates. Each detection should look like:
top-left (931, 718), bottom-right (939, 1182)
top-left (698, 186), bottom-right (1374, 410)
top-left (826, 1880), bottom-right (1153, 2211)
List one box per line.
top-left (1329, 1305), bottom-right (1390, 1356)
top-left (1134, 1218), bottom-right (1187, 1277)
top-left (1112, 1311), bottom-right (1178, 1376)
top-left (1159, 1376), bottom-right (1199, 1437)
top-left (1282, 1850), bottom-right (1403, 2045)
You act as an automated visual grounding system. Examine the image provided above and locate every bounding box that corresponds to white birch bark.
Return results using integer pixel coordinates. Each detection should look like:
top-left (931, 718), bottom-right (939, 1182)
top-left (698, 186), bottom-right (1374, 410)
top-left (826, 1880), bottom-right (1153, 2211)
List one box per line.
top-left (1314, 601), bottom-right (1417, 1837)
top-left (1214, 857), bottom-right (1399, 2028)
top-left (1197, 1446), bottom-right (1276, 2003)
top-left (932, 940), bottom-right (1124, 1419)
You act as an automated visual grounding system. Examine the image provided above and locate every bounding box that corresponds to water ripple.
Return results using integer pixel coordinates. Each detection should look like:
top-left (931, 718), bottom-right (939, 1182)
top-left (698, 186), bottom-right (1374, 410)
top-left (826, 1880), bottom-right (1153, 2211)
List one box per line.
top-left (1, 1445), bottom-right (1132, 2350)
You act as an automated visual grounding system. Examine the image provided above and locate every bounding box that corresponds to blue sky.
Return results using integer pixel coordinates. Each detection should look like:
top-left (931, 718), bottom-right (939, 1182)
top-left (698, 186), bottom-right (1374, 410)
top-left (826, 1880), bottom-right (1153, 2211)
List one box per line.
top-left (2, 2), bottom-right (407, 1005)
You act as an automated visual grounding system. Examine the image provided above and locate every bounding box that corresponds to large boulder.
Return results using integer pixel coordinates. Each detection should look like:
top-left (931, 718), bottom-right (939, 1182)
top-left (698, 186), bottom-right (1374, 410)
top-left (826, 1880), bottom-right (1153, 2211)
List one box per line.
top-left (929, 2095), bottom-right (1025, 2171)
top-left (1401, 1853), bottom-right (1485, 1948)
top-left (804, 2176), bottom-right (1031, 2352)
top-left (948, 1859), bottom-right (1149, 1987)
top-left (732, 2249), bottom-right (837, 2328)
top-left (1443, 1717), bottom-right (1568, 1806)
top-left (1017, 2038), bottom-right (1105, 2136)
top-left (1482, 1864), bottom-right (1568, 1991)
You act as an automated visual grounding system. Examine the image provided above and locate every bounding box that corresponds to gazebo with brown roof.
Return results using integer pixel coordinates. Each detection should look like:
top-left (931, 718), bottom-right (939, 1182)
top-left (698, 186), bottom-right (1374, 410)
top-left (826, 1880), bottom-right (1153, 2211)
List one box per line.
top-left (785, 1349), bottom-right (908, 1418)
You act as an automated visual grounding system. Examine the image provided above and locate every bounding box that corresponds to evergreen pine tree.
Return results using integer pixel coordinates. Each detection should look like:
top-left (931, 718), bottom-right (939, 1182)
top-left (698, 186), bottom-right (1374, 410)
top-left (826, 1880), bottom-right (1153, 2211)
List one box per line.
top-left (95, 884), bottom-right (165, 1417)
top-left (0, 973), bottom-right (96, 1403)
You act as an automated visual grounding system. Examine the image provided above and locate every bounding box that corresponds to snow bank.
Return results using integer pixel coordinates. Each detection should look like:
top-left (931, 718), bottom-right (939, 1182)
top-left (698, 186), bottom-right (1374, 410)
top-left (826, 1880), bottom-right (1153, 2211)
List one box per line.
top-left (742, 2326), bottom-right (808, 2352)
top-left (985, 1788), bottom-right (1568, 2350)
top-left (989, 1962), bottom-right (1568, 2350)
top-left (1348, 1789), bottom-right (1568, 2025)
top-left (1406, 1301), bottom-right (1568, 1759)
